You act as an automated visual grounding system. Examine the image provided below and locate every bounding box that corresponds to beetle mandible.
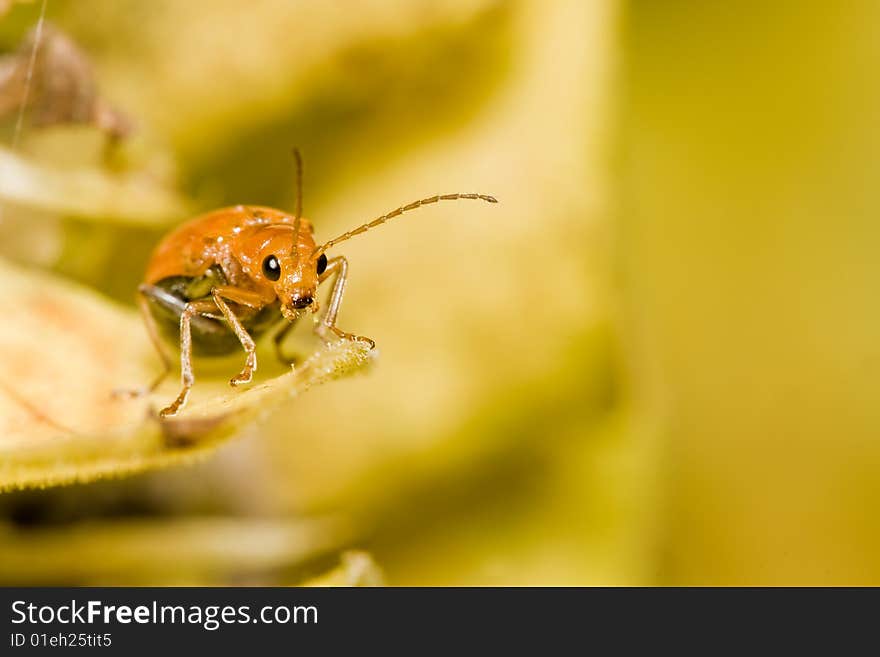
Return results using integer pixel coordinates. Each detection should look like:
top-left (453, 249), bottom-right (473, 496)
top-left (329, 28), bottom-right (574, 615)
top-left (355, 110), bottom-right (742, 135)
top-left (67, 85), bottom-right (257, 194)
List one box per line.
top-left (132, 150), bottom-right (497, 417)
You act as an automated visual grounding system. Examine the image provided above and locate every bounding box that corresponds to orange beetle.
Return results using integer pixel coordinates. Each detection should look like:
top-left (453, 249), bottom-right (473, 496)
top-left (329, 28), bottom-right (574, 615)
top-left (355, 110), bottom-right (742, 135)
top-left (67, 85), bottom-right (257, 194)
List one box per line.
top-left (133, 151), bottom-right (497, 417)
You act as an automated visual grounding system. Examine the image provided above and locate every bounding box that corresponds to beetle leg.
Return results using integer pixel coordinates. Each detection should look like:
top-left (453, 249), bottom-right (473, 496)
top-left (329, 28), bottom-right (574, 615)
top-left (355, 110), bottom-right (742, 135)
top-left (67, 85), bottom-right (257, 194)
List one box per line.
top-left (210, 285), bottom-right (266, 308)
top-left (211, 289), bottom-right (258, 387)
top-left (160, 298), bottom-right (216, 418)
top-left (113, 285), bottom-right (175, 399)
top-left (273, 316), bottom-right (302, 366)
top-left (315, 256), bottom-right (375, 348)
top-left (137, 285), bottom-right (173, 392)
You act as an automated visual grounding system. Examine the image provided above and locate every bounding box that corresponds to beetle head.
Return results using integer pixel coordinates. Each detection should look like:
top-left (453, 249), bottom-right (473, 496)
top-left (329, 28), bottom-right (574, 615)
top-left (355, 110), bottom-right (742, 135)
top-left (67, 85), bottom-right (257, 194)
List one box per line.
top-left (237, 220), bottom-right (324, 321)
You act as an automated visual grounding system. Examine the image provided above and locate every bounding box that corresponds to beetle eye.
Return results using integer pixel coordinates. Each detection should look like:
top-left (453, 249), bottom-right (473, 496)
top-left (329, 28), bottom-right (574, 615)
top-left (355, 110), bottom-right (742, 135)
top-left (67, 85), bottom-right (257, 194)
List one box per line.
top-left (262, 255), bottom-right (281, 281)
top-left (316, 253), bottom-right (328, 275)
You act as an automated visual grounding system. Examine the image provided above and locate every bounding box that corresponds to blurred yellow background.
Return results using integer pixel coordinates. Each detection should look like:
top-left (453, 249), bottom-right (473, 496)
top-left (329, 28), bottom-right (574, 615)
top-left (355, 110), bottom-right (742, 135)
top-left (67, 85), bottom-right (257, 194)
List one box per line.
top-left (0, 0), bottom-right (877, 585)
top-left (622, 1), bottom-right (880, 584)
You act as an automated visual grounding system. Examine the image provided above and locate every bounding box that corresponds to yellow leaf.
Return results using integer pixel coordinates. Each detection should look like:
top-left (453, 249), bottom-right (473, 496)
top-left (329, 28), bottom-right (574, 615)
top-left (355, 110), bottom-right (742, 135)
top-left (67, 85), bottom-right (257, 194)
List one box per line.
top-left (0, 517), bottom-right (354, 585)
top-left (303, 551), bottom-right (384, 587)
top-left (0, 258), bottom-right (376, 492)
top-left (0, 146), bottom-right (187, 225)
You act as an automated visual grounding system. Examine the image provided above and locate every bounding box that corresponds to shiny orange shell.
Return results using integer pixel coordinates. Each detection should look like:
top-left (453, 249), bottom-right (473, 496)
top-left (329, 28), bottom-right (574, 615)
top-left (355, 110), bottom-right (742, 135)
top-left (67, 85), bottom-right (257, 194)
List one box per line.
top-left (144, 205), bottom-right (319, 306)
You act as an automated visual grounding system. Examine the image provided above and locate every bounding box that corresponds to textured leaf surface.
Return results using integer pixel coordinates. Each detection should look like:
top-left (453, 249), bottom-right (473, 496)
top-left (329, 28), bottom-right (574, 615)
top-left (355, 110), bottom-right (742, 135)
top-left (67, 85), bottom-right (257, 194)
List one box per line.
top-left (0, 259), bottom-right (375, 492)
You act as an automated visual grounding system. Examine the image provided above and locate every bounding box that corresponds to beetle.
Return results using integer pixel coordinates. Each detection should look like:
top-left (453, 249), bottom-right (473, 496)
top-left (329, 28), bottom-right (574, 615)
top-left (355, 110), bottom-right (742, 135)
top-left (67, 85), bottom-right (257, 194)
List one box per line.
top-left (131, 151), bottom-right (497, 417)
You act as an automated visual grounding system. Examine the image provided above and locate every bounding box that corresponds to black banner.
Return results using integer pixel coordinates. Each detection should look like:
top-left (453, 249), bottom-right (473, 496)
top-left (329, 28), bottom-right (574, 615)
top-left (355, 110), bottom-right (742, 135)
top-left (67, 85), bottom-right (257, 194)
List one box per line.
top-left (0, 587), bottom-right (872, 653)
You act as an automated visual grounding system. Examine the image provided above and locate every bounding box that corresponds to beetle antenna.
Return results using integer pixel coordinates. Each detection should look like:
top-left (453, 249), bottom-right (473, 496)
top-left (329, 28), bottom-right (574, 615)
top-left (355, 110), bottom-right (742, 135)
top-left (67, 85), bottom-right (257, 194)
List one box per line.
top-left (291, 147), bottom-right (304, 265)
top-left (313, 193), bottom-right (497, 258)
top-left (292, 147), bottom-right (304, 223)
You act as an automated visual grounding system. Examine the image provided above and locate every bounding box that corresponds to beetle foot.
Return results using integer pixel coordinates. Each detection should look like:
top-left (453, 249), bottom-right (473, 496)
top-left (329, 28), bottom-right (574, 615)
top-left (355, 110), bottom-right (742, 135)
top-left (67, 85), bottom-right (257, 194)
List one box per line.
top-left (229, 356), bottom-right (256, 387)
top-left (229, 371), bottom-right (253, 387)
top-left (317, 325), bottom-right (376, 350)
top-left (159, 390), bottom-right (188, 418)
